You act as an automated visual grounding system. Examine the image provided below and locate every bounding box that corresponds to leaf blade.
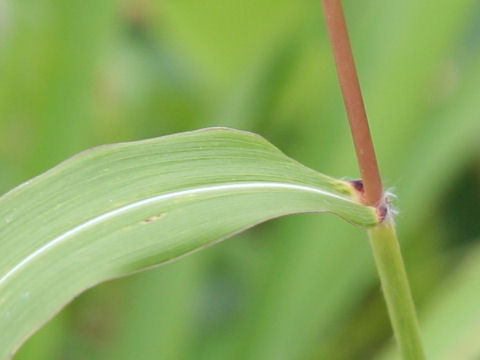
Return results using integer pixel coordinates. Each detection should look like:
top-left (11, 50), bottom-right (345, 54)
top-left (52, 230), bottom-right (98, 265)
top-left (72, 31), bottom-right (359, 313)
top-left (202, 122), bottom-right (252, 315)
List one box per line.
top-left (0, 127), bottom-right (377, 358)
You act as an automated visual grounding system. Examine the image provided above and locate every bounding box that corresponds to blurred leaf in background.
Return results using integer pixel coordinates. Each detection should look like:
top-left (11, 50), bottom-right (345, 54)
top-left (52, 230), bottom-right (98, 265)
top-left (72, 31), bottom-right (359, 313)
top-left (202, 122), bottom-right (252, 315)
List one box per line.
top-left (1, 0), bottom-right (479, 359)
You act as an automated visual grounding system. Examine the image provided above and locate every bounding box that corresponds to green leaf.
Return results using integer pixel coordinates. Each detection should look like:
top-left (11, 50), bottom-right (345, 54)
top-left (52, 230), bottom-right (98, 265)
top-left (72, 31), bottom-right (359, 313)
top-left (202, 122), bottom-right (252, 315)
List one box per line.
top-left (0, 127), bottom-right (377, 358)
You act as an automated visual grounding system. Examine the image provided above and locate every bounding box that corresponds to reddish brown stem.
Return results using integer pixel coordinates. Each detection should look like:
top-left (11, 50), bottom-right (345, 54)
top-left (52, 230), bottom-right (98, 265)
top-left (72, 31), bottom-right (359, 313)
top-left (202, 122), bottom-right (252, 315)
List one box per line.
top-left (321, 0), bottom-right (383, 206)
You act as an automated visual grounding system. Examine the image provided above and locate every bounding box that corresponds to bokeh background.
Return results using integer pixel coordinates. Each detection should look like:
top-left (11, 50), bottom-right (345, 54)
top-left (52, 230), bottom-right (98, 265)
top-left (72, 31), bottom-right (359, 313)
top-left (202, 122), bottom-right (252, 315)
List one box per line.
top-left (1, 0), bottom-right (480, 359)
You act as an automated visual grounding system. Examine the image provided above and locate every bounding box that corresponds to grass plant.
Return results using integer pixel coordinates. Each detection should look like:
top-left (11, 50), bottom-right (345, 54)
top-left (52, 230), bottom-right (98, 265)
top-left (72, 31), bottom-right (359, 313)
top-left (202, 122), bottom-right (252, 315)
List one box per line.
top-left (1, 1), bottom-right (479, 359)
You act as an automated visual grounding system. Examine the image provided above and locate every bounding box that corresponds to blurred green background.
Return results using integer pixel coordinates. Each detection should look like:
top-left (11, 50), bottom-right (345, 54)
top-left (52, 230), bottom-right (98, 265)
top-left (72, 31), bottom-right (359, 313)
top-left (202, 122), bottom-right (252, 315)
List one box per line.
top-left (1, 0), bottom-right (480, 359)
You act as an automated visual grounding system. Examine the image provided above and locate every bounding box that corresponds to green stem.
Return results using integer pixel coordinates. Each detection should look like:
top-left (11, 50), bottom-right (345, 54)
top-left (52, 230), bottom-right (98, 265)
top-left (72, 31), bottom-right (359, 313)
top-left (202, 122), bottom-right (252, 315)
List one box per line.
top-left (321, 1), bottom-right (426, 357)
top-left (368, 219), bottom-right (426, 360)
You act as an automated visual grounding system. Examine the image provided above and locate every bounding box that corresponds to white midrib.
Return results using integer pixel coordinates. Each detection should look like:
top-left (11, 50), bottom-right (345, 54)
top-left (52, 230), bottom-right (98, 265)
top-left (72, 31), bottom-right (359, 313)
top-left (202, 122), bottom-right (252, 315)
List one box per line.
top-left (0, 181), bottom-right (354, 286)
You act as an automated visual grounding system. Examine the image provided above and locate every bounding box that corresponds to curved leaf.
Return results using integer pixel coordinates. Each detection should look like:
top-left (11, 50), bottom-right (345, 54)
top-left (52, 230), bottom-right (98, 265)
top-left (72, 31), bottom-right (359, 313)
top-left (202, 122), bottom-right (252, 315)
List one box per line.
top-left (0, 128), bottom-right (378, 358)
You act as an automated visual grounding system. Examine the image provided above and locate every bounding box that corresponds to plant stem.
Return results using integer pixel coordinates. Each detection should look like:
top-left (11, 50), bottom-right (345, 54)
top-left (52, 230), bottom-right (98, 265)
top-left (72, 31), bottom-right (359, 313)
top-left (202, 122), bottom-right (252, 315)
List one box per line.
top-left (368, 220), bottom-right (426, 360)
top-left (321, 1), bottom-right (426, 358)
top-left (321, 0), bottom-right (382, 206)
